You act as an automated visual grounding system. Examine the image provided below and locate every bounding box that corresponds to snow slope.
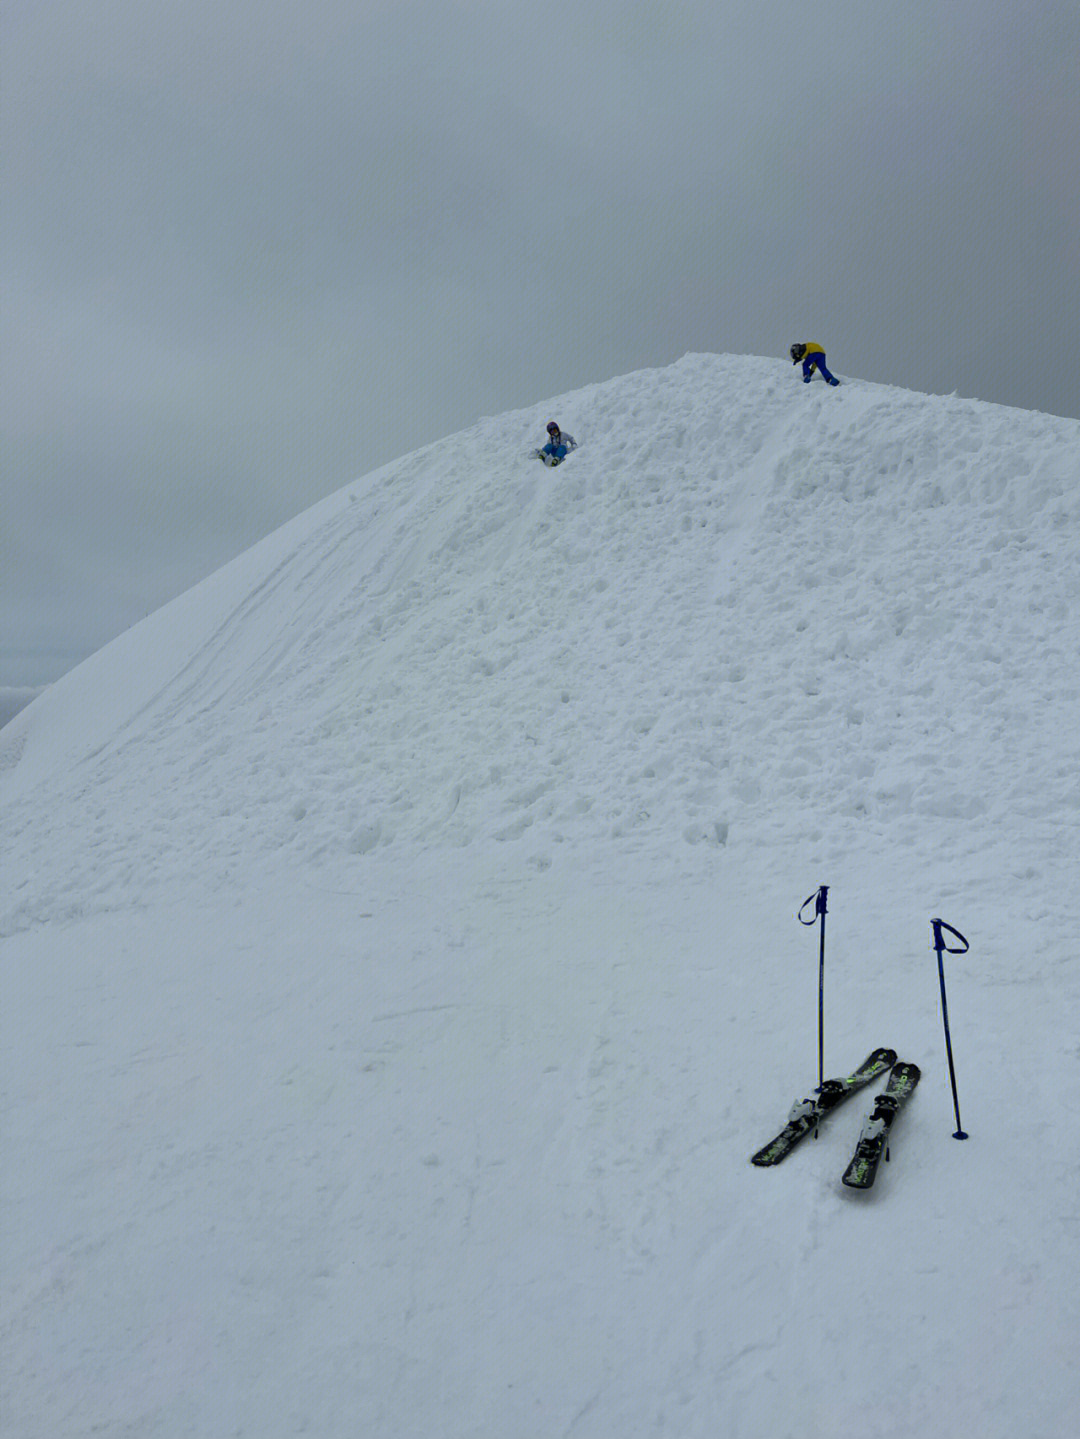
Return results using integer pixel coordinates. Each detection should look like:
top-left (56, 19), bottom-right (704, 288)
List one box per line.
top-left (0, 690), bottom-right (44, 731)
top-left (3, 354), bottom-right (1079, 1437)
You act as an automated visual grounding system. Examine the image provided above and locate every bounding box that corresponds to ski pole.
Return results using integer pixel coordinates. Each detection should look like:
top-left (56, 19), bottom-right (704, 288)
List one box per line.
top-left (931, 918), bottom-right (970, 1139)
top-left (798, 885), bottom-right (829, 1094)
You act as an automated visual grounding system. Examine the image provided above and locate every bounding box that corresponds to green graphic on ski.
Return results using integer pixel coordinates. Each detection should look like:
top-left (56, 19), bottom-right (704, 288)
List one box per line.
top-left (751, 1048), bottom-right (897, 1167)
top-left (841, 1061), bottom-right (921, 1190)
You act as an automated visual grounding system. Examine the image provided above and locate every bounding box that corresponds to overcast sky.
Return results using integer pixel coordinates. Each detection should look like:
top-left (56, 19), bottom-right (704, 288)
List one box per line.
top-left (4, 0), bottom-right (1078, 686)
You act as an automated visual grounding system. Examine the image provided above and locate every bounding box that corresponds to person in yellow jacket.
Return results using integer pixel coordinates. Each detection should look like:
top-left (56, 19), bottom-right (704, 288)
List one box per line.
top-left (790, 342), bottom-right (839, 386)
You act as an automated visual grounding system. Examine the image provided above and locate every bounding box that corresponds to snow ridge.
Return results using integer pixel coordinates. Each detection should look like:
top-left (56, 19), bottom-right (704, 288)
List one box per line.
top-left (3, 354), bottom-right (1078, 934)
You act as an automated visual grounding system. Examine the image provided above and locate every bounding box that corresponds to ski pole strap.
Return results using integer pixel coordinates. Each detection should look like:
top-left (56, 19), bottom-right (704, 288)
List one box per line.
top-left (798, 885), bottom-right (828, 924)
top-left (931, 918), bottom-right (969, 954)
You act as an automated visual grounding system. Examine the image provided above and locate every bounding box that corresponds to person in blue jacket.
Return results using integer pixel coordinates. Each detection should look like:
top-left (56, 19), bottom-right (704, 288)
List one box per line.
top-left (538, 421), bottom-right (577, 463)
top-left (790, 342), bottom-right (839, 386)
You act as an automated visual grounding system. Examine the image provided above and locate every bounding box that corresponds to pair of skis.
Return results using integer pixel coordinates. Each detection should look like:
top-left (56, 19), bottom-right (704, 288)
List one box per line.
top-left (750, 1048), bottom-right (920, 1189)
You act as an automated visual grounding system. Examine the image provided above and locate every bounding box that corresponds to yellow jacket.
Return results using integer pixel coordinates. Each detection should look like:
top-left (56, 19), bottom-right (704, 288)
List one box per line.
top-left (803, 343), bottom-right (824, 357)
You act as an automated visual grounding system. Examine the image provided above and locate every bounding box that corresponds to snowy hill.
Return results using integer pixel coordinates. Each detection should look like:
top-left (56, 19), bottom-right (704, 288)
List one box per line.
top-left (3, 354), bottom-right (1079, 1437)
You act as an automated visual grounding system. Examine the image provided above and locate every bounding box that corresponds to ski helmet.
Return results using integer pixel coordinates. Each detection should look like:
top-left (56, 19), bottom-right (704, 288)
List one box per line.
top-left (790, 343), bottom-right (806, 361)
top-left (547, 421), bottom-right (560, 435)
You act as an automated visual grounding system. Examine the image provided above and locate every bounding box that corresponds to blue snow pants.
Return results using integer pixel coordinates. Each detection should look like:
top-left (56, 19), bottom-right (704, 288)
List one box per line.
top-left (802, 352), bottom-right (837, 384)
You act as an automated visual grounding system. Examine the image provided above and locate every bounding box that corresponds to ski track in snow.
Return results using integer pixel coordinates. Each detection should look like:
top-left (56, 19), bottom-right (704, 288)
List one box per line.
top-left (2, 354), bottom-right (1079, 1438)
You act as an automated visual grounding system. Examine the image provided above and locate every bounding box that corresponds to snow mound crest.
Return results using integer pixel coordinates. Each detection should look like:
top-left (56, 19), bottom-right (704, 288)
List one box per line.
top-left (3, 354), bottom-right (1078, 930)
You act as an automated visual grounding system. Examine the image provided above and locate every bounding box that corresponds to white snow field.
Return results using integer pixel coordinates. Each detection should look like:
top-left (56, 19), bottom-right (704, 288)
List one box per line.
top-left (3, 353), bottom-right (1079, 1438)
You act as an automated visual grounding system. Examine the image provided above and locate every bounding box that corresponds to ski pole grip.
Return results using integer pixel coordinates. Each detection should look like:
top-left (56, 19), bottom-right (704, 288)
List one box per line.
top-left (798, 885), bottom-right (828, 924)
top-left (931, 918), bottom-right (969, 953)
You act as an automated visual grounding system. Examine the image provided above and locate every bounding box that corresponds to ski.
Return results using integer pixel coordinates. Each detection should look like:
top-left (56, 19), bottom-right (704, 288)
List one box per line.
top-left (750, 1048), bottom-right (897, 1167)
top-left (841, 1061), bottom-right (921, 1190)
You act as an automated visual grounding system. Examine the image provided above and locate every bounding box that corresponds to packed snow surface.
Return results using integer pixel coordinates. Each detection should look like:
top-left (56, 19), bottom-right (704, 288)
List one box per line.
top-left (3, 354), bottom-right (1079, 1437)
